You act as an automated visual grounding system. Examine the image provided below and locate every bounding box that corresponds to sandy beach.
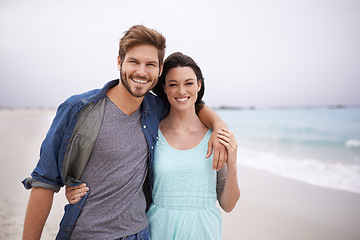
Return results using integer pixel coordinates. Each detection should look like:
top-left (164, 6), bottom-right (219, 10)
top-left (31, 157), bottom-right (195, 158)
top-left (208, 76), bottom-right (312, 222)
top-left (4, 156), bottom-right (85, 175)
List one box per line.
top-left (1, 109), bottom-right (360, 240)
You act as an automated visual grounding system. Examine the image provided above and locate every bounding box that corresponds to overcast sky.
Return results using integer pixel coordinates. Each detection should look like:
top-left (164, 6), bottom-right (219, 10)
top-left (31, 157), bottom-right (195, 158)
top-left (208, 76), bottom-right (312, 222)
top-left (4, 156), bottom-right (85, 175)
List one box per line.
top-left (1, 0), bottom-right (359, 108)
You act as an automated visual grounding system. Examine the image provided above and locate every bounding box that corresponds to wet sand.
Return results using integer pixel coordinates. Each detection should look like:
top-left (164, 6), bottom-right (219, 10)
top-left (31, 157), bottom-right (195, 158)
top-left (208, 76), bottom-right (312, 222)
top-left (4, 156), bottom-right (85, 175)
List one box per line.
top-left (222, 166), bottom-right (360, 239)
top-left (1, 109), bottom-right (359, 239)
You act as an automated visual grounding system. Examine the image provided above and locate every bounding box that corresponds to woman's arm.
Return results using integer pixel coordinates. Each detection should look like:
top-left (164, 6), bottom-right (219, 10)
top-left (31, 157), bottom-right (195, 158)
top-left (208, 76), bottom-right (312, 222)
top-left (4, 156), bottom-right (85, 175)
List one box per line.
top-left (217, 128), bottom-right (240, 213)
top-left (197, 105), bottom-right (228, 170)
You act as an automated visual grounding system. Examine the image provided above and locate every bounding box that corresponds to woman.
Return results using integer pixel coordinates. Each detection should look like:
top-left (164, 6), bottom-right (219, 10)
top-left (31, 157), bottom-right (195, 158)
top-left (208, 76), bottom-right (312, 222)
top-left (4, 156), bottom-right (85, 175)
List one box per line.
top-left (66, 52), bottom-right (240, 239)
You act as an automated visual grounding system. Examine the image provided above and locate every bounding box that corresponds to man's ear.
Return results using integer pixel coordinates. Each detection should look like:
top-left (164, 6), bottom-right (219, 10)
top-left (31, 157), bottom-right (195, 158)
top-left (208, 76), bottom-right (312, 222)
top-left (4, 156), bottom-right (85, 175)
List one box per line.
top-left (117, 56), bottom-right (121, 71)
top-left (159, 63), bottom-right (164, 76)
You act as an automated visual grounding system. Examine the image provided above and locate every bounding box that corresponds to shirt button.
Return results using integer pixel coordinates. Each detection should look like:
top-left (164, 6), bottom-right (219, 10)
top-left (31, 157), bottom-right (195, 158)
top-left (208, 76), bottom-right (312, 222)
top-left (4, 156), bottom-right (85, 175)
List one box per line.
top-left (143, 125), bottom-right (147, 128)
top-left (151, 146), bottom-right (153, 149)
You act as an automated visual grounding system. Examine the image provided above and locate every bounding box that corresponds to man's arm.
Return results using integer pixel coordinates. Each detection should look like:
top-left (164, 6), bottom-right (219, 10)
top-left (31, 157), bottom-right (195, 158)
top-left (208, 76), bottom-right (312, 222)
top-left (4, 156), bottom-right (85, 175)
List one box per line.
top-left (197, 105), bottom-right (228, 170)
top-left (23, 187), bottom-right (55, 240)
top-left (217, 128), bottom-right (240, 212)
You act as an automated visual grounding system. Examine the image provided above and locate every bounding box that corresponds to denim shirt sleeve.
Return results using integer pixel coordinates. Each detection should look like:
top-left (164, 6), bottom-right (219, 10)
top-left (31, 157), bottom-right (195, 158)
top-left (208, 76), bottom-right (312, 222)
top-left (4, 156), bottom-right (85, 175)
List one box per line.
top-left (22, 101), bottom-right (77, 192)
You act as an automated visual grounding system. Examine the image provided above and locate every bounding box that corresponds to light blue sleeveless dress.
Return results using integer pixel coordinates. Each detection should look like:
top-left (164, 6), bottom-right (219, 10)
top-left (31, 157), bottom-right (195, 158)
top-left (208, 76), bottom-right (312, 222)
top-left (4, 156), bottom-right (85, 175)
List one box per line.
top-left (147, 129), bottom-right (222, 240)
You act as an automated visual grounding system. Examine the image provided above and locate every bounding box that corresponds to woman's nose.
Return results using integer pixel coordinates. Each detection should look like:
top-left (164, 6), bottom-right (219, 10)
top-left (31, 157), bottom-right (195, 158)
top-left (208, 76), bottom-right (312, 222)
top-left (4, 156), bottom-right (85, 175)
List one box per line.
top-left (178, 85), bottom-right (186, 95)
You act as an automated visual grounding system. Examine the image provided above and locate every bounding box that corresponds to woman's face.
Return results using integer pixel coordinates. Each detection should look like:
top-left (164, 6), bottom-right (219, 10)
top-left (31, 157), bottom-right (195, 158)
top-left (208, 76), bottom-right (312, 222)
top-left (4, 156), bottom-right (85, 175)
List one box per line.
top-left (163, 66), bottom-right (201, 111)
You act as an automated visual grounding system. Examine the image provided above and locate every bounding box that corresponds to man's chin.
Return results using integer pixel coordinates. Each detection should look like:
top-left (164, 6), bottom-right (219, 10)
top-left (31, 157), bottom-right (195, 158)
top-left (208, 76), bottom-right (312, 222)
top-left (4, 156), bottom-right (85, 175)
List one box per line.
top-left (130, 89), bottom-right (149, 98)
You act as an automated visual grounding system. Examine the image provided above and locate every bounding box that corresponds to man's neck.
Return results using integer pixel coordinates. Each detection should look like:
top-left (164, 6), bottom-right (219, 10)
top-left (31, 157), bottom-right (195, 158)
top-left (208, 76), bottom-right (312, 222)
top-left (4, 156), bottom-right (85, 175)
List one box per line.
top-left (106, 83), bottom-right (144, 116)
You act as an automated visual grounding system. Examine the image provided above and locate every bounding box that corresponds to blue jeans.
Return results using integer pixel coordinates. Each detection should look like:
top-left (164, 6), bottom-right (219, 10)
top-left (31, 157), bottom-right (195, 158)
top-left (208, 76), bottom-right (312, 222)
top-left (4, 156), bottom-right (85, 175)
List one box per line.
top-left (115, 227), bottom-right (150, 240)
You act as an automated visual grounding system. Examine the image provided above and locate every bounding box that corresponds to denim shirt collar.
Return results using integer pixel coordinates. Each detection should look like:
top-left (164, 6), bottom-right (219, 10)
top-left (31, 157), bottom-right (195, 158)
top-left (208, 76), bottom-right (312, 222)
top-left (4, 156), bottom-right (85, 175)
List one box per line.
top-left (88, 79), bottom-right (120, 103)
top-left (91, 79), bottom-right (152, 116)
top-left (142, 92), bottom-right (154, 116)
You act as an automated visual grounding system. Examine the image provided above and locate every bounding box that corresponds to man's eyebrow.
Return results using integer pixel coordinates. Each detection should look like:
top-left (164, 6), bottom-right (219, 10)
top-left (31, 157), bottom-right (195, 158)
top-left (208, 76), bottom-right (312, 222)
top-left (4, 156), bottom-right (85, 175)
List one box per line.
top-left (127, 57), bottom-right (138, 61)
top-left (147, 60), bottom-right (159, 65)
top-left (127, 57), bottom-right (158, 65)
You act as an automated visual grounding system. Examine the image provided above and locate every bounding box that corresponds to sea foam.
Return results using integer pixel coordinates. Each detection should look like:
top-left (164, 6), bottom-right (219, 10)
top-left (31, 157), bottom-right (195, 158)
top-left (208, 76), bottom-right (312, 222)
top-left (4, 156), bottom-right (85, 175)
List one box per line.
top-left (346, 139), bottom-right (360, 148)
top-left (237, 148), bottom-right (360, 194)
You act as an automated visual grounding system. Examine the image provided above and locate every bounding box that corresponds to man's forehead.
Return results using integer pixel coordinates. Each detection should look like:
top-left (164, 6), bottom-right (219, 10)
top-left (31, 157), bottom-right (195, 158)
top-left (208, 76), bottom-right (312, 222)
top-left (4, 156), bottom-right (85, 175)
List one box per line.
top-left (125, 44), bottom-right (159, 63)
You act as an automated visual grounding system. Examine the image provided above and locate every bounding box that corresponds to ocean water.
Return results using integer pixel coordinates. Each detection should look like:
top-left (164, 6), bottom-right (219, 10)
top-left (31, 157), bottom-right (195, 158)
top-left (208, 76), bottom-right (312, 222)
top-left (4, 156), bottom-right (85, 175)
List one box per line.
top-left (215, 107), bottom-right (360, 193)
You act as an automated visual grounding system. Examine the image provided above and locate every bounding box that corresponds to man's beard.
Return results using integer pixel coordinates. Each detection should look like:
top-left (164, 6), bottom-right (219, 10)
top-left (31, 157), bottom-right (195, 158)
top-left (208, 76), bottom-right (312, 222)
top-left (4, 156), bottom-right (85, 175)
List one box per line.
top-left (120, 67), bottom-right (158, 98)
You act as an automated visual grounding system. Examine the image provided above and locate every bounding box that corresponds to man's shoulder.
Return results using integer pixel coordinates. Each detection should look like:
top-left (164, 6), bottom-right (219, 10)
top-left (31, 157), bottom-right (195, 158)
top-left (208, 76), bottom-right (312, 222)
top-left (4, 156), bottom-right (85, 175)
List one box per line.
top-left (63, 80), bottom-right (118, 107)
top-left (144, 91), bottom-right (163, 107)
top-left (143, 91), bottom-right (169, 119)
top-left (65, 88), bottom-right (101, 106)
top-left (145, 90), bottom-right (158, 99)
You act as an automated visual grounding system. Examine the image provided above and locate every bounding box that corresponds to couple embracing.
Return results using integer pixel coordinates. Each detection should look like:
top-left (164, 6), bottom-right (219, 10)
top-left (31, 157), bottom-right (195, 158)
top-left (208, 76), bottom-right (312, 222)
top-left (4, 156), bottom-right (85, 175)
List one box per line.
top-left (22, 25), bottom-right (240, 240)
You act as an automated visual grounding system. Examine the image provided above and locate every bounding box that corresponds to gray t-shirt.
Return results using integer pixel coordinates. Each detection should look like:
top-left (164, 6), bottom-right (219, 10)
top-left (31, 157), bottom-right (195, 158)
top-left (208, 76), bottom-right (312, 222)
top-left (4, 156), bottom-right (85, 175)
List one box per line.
top-left (70, 97), bottom-right (149, 239)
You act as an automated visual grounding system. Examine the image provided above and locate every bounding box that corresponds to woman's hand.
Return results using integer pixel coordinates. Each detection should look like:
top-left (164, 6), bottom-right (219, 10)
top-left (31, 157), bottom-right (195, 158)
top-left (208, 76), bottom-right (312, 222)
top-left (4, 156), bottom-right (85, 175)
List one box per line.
top-left (65, 183), bottom-right (89, 205)
top-left (217, 128), bottom-right (238, 170)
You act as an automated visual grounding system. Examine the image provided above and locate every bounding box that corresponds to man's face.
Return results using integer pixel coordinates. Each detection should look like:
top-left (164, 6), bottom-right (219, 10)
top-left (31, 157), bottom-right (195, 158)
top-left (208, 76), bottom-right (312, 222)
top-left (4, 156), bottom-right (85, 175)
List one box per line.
top-left (118, 44), bottom-right (162, 98)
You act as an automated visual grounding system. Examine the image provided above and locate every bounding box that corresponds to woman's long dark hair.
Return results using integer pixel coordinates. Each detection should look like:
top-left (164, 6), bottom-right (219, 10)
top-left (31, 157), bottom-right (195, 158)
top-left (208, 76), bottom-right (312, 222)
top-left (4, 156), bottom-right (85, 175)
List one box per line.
top-left (153, 52), bottom-right (205, 111)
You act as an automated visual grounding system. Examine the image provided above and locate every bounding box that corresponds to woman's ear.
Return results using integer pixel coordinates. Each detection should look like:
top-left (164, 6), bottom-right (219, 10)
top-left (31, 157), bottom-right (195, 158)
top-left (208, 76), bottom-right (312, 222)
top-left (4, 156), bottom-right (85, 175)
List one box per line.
top-left (162, 83), bottom-right (167, 94)
top-left (197, 79), bottom-right (202, 92)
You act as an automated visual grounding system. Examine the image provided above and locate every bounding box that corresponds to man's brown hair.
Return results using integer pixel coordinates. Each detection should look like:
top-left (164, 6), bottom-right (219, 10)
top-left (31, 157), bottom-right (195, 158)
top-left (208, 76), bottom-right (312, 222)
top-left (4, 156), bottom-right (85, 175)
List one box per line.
top-left (119, 25), bottom-right (166, 68)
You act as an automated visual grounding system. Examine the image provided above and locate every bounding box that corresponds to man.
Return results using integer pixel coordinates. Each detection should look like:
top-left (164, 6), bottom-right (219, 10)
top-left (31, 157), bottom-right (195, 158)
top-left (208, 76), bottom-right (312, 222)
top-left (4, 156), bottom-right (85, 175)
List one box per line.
top-left (22, 25), bottom-right (227, 240)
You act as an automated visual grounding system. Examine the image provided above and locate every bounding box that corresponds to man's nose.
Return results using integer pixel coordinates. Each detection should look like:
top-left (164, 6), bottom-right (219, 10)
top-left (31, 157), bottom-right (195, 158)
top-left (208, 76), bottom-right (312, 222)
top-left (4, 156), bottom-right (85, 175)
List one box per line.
top-left (136, 64), bottom-right (147, 76)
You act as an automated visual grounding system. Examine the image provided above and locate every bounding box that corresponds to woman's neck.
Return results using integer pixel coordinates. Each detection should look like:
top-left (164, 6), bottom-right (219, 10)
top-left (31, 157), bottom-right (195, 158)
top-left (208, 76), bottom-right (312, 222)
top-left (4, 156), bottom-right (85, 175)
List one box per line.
top-left (161, 107), bottom-right (205, 132)
top-left (160, 106), bottom-right (208, 150)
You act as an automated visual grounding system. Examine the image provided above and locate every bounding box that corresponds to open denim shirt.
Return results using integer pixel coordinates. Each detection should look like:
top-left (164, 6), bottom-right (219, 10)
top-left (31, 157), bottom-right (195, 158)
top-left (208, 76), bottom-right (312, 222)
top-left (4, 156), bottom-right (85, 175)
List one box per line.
top-left (22, 79), bottom-right (167, 239)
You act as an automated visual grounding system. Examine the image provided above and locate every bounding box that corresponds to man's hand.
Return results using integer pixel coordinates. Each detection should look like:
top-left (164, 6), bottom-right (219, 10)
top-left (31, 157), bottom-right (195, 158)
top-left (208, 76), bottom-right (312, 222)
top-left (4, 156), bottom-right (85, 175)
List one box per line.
top-left (207, 129), bottom-right (228, 170)
top-left (196, 105), bottom-right (228, 170)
